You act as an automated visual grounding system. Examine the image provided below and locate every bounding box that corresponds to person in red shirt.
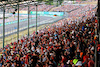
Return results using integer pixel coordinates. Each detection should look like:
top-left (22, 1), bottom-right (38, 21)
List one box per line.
top-left (88, 54), bottom-right (94, 67)
top-left (25, 54), bottom-right (29, 67)
top-left (61, 55), bottom-right (67, 63)
top-left (82, 52), bottom-right (89, 67)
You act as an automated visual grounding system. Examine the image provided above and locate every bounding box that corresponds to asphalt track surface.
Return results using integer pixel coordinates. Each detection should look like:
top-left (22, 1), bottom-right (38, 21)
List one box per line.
top-left (0, 16), bottom-right (53, 34)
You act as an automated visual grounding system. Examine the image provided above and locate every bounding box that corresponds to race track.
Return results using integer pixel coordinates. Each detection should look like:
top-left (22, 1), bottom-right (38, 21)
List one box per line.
top-left (0, 16), bottom-right (54, 35)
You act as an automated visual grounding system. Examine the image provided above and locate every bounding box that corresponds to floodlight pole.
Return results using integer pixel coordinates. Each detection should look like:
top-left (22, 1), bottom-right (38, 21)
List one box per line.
top-left (36, 4), bottom-right (38, 35)
top-left (28, 3), bottom-right (30, 38)
top-left (17, 1), bottom-right (19, 43)
top-left (3, 5), bottom-right (5, 48)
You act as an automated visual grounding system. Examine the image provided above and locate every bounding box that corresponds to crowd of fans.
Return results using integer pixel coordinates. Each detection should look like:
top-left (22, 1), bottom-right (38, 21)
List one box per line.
top-left (0, 2), bottom-right (99, 67)
top-left (52, 5), bottom-right (80, 12)
top-left (21, 5), bottom-right (54, 11)
top-left (68, 5), bottom-right (96, 17)
top-left (61, 0), bottom-right (97, 5)
top-left (52, 4), bottom-right (96, 12)
top-left (76, 0), bottom-right (97, 4)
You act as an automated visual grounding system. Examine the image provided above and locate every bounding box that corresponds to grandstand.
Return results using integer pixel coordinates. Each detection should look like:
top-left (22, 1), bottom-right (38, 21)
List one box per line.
top-left (0, 0), bottom-right (99, 67)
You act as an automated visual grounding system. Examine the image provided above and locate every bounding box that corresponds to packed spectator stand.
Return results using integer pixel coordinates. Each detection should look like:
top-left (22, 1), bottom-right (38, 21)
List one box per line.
top-left (21, 5), bottom-right (54, 11)
top-left (68, 5), bottom-right (96, 17)
top-left (0, 2), bottom-right (99, 67)
top-left (52, 5), bottom-right (80, 12)
top-left (52, 4), bottom-right (96, 12)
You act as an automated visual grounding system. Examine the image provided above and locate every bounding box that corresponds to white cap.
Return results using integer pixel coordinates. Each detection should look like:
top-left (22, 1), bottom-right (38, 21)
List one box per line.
top-left (75, 61), bottom-right (82, 66)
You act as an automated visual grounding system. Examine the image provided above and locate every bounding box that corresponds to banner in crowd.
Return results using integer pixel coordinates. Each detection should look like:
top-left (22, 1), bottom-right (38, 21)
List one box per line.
top-left (30, 11), bottom-right (64, 16)
top-left (15, 11), bottom-right (64, 16)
